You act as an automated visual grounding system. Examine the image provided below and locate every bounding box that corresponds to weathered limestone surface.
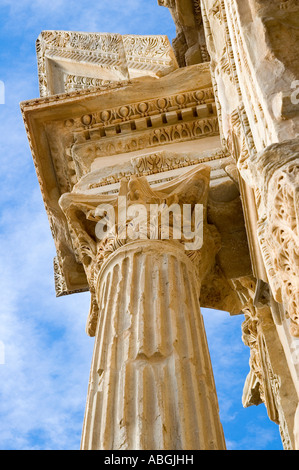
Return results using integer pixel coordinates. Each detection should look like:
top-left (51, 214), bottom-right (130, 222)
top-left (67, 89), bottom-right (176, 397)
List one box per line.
top-left (37, 31), bottom-right (179, 96)
top-left (199, 0), bottom-right (299, 317)
top-left (245, 139), bottom-right (299, 338)
top-left (21, 62), bottom-right (251, 315)
top-left (80, 241), bottom-right (225, 450)
top-left (59, 165), bottom-right (226, 450)
top-left (239, 277), bottom-right (297, 449)
top-left (21, 0), bottom-right (299, 451)
top-left (295, 404), bottom-right (299, 449)
top-left (158, 0), bottom-right (209, 66)
top-left (22, 45), bottom-right (242, 449)
top-left (197, 0), bottom-right (299, 448)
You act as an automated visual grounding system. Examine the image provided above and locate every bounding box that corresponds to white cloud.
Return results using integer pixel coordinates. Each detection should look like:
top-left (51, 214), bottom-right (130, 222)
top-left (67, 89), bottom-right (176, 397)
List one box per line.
top-left (0, 65), bottom-right (93, 448)
top-left (0, 18), bottom-right (95, 447)
top-left (0, 185), bottom-right (94, 449)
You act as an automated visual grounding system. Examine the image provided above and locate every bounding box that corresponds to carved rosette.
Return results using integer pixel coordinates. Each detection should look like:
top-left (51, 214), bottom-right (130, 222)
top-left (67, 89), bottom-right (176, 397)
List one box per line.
top-left (59, 165), bottom-right (225, 450)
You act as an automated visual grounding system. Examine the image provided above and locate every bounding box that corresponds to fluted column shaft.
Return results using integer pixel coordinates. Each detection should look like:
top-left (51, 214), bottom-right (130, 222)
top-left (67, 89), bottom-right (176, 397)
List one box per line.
top-left (81, 240), bottom-right (225, 450)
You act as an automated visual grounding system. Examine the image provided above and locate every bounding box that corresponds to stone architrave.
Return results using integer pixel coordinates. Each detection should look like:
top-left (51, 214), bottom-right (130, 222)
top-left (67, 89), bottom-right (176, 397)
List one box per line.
top-left (59, 165), bottom-right (226, 450)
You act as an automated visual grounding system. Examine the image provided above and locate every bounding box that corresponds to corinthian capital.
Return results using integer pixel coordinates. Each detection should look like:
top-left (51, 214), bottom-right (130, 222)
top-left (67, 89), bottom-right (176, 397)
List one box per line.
top-left (60, 164), bottom-right (217, 270)
top-left (59, 164), bottom-right (220, 335)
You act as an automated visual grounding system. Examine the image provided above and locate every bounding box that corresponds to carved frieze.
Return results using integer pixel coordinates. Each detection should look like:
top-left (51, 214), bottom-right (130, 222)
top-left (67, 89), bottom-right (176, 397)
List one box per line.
top-left (36, 31), bottom-right (178, 97)
top-left (71, 116), bottom-right (219, 177)
top-left (85, 148), bottom-right (229, 193)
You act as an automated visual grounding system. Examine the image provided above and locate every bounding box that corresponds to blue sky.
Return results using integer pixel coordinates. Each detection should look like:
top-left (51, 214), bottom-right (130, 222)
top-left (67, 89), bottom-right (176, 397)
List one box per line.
top-left (0, 0), bottom-right (283, 450)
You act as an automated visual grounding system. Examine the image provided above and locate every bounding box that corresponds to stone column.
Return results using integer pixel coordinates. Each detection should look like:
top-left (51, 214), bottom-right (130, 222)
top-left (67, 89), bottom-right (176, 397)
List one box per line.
top-left (60, 165), bottom-right (226, 450)
top-left (81, 240), bottom-right (225, 450)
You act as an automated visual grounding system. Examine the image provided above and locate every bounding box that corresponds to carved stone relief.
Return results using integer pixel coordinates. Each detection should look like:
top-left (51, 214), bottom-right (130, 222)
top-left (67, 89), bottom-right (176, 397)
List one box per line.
top-left (200, 0), bottom-right (299, 334)
top-left (231, 276), bottom-right (296, 449)
top-left (247, 140), bottom-right (299, 337)
top-left (159, 0), bottom-right (209, 66)
top-left (37, 31), bottom-right (178, 97)
top-left (59, 164), bottom-right (227, 450)
top-left (21, 0), bottom-right (299, 448)
top-left (196, 0), bottom-right (299, 448)
top-left (22, 62), bottom-right (249, 308)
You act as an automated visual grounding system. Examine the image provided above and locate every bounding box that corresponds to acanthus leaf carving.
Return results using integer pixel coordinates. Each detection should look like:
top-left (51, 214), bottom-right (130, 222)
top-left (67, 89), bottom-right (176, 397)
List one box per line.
top-left (59, 165), bottom-right (221, 336)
